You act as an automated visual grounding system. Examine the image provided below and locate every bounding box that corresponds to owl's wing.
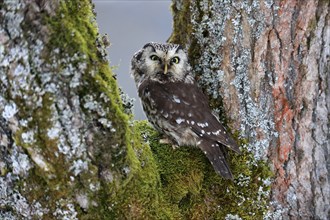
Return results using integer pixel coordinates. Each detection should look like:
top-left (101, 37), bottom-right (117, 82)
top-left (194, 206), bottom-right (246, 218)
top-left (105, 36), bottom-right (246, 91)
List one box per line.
top-left (139, 80), bottom-right (240, 154)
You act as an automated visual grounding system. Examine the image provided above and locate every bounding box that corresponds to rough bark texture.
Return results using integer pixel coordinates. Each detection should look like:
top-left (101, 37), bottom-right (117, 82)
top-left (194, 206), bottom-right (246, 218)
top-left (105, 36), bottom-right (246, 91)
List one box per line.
top-left (170, 0), bottom-right (329, 219)
top-left (1, 0), bottom-right (328, 219)
top-left (0, 0), bottom-right (154, 219)
top-left (1, 0), bottom-right (272, 219)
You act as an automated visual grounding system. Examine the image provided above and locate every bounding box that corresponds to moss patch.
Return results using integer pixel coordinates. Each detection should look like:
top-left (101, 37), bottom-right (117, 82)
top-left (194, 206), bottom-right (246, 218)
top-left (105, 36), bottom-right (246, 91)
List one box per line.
top-left (135, 121), bottom-right (272, 219)
top-left (5, 0), bottom-right (273, 219)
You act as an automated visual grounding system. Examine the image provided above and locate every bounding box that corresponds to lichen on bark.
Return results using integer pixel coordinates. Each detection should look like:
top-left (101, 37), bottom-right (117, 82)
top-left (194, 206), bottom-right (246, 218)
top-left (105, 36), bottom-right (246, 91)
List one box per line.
top-left (1, 0), bottom-right (272, 219)
top-left (4, 0), bottom-right (328, 219)
top-left (1, 0), bottom-right (165, 219)
top-left (170, 0), bottom-right (330, 219)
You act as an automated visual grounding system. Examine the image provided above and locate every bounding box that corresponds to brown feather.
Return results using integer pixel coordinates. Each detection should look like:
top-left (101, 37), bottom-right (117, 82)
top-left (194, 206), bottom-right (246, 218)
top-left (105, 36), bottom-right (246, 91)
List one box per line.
top-left (138, 80), bottom-right (239, 178)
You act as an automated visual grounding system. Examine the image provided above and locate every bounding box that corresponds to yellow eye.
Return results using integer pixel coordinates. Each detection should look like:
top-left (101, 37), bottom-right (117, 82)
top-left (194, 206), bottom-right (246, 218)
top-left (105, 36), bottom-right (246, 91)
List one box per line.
top-left (171, 57), bottom-right (180, 64)
top-left (150, 55), bottom-right (159, 61)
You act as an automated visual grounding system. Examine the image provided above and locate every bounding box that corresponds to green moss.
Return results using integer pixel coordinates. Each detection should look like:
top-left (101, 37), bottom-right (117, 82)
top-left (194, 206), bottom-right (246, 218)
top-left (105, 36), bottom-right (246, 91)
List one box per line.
top-left (135, 121), bottom-right (272, 219)
top-left (91, 121), bottom-right (182, 219)
top-left (7, 0), bottom-right (272, 218)
top-left (168, 0), bottom-right (202, 69)
top-left (12, 0), bottom-right (142, 218)
top-left (168, 1), bottom-right (192, 46)
top-left (37, 3), bottom-right (186, 219)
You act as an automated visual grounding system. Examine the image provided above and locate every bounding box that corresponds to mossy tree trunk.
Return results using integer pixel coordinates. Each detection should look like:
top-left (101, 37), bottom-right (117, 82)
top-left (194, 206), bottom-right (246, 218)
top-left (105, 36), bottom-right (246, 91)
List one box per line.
top-left (1, 0), bottom-right (329, 219)
top-left (1, 0), bottom-right (271, 219)
top-left (170, 0), bottom-right (329, 219)
top-left (0, 1), bottom-right (161, 219)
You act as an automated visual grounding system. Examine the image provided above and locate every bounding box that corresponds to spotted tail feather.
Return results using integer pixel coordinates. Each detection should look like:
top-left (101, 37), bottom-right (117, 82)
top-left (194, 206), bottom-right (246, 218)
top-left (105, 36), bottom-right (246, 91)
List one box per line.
top-left (199, 139), bottom-right (233, 179)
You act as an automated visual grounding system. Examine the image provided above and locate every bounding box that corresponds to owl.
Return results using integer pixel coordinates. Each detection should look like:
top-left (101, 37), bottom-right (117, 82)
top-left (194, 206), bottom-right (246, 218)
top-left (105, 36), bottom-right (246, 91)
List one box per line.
top-left (130, 42), bottom-right (240, 179)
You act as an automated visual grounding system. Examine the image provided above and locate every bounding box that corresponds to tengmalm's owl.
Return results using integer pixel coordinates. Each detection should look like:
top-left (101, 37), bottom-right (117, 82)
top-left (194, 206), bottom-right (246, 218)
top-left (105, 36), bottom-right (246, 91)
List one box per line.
top-left (131, 42), bottom-right (240, 179)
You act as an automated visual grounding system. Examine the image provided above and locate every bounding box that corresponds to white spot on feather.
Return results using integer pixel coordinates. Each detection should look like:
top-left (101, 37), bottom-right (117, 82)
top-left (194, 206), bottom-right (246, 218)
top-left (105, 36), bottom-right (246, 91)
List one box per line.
top-left (212, 130), bottom-right (221, 135)
top-left (173, 95), bottom-right (181, 103)
top-left (176, 118), bottom-right (185, 124)
top-left (197, 122), bottom-right (209, 128)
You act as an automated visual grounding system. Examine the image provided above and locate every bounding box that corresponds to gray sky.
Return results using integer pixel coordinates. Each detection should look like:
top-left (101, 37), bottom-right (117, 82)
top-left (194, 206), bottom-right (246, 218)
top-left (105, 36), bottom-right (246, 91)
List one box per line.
top-left (93, 0), bottom-right (173, 119)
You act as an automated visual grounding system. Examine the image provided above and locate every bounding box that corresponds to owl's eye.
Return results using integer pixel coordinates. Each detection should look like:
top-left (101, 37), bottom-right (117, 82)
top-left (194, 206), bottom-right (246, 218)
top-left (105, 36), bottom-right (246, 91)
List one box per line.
top-left (150, 55), bottom-right (160, 61)
top-left (171, 57), bottom-right (180, 64)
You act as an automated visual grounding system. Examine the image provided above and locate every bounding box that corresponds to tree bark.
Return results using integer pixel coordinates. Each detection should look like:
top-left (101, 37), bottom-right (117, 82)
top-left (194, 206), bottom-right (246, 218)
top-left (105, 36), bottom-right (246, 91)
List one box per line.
top-left (0, 1), bottom-right (142, 219)
top-left (1, 0), bottom-right (329, 219)
top-left (170, 0), bottom-right (329, 219)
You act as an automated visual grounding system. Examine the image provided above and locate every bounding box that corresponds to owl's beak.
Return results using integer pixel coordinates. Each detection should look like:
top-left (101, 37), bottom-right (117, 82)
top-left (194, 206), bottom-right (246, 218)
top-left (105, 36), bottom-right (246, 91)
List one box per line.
top-left (164, 63), bottom-right (168, 75)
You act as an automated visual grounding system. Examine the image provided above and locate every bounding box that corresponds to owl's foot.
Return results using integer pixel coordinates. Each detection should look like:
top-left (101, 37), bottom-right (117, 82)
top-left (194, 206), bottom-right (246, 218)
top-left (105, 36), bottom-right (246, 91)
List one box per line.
top-left (159, 138), bottom-right (178, 149)
top-left (159, 138), bottom-right (172, 145)
top-left (171, 144), bottom-right (179, 150)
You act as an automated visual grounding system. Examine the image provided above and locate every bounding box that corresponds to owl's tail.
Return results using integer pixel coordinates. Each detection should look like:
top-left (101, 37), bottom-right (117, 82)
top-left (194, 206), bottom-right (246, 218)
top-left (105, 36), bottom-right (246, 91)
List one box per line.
top-left (199, 139), bottom-right (233, 179)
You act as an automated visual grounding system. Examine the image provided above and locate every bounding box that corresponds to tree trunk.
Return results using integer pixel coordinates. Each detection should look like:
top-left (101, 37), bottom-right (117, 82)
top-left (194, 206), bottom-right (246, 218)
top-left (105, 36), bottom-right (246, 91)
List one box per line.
top-left (1, 0), bottom-right (328, 219)
top-left (0, 1), bottom-right (151, 219)
top-left (170, 0), bottom-right (329, 219)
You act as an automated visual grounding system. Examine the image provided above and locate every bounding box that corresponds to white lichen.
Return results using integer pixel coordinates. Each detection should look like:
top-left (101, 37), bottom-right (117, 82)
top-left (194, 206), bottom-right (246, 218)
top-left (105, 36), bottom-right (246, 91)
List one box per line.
top-left (53, 200), bottom-right (78, 220)
top-left (264, 201), bottom-right (288, 220)
top-left (47, 126), bottom-right (61, 139)
top-left (98, 118), bottom-right (113, 128)
top-left (21, 130), bottom-right (35, 144)
top-left (0, 175), bottom-right (46, 218)
top-left (70, 159), bottom-right (88, 176)
top-left (120, 89), bottom-right (135, 115)
top-left (2, 102), bottom-right (18, 120)
top-left (75, 193), bottom-right (89, 210)
top-left (89, 182), bottom-right (100, 192)
top-left (225, 214), bottom-right (242, 220)
top-left (231, 49), bottom-right (276, 159)
top-left (190, 0), bottom-right (275, 160)
top-left (11, 151), bottom-right (32, 176)
top-left (0, 0), bottom-right (124, 218)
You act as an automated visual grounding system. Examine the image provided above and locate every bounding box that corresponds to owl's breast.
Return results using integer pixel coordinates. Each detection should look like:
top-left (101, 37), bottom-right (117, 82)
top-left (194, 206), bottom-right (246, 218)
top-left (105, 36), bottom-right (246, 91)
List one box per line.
top-left (137, 80), bottom-right (208, 146)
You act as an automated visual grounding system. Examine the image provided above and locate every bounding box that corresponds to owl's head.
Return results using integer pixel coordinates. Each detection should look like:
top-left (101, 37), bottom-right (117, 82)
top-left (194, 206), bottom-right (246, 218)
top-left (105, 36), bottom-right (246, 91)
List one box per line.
top-left (131, 42), bottom-right (193, 86)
